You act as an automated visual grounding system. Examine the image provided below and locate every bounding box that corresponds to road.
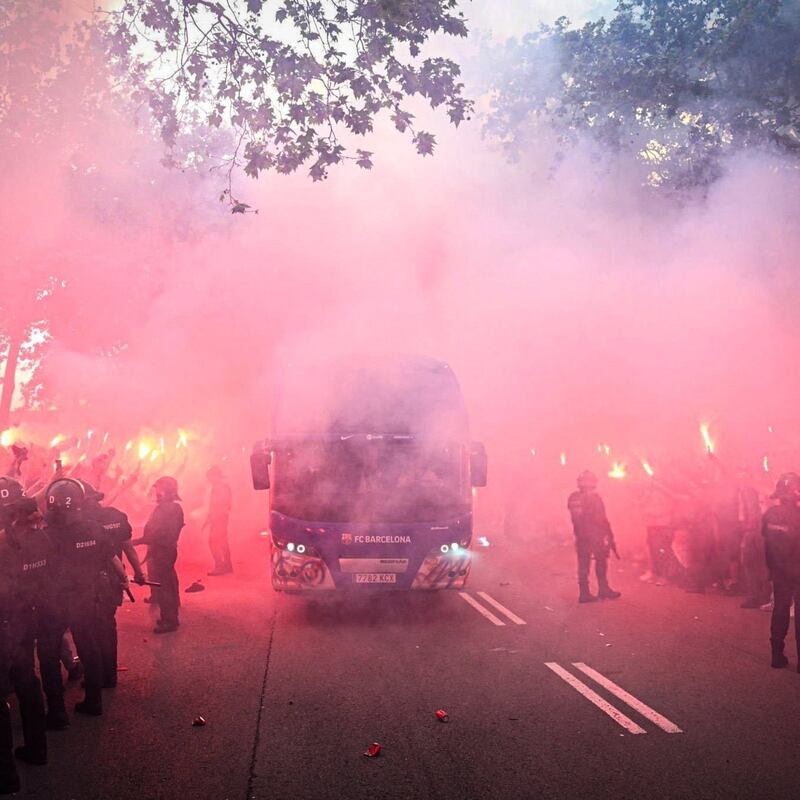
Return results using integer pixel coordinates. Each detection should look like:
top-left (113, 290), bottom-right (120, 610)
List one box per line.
top-left (11, 538), bottom-right (800, 800)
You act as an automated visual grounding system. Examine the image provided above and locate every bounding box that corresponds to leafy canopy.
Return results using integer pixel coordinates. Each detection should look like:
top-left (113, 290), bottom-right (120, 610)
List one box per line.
top-left (488, 0), bottom-right (800, 190)
top-left (103, 0), bottom-right (473, 185)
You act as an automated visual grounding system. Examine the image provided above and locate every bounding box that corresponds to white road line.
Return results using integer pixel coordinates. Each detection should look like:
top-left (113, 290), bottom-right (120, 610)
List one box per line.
top-left (572, 663), bottom-right (683, 734)
top-left (459, 592), bottom-right (506, 626)
top-left (477, 591), bottom-right (527, 625)
top-left (544, 663), bottom-right (647, 735)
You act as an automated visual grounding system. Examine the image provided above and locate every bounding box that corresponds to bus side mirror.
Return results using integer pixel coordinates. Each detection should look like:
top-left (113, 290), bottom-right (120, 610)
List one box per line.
top-left (251, 441), bottom-right (272, 490)
top-left (470, 441), bottom-right (487, 488)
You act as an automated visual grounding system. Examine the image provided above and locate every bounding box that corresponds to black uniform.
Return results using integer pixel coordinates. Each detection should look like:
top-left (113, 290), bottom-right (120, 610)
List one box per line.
top-left (141, 500), bottom-right (184, 628)
top-left (567, 488), bottom-right (617, 599)
top-left (684, 488), bottom-right (718, 593)
top-left (0, 510), bottom-right (49, 791)
top-left (83, 504), bottom-right (133, 687)
top-left (39, 518), bottom-right (114, 717)
top-left (762, 503), bottom-right (800, 663)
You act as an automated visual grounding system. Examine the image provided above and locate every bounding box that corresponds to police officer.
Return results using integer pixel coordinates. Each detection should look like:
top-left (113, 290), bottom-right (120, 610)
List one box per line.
top-left (0, 479), bottom-right (49, 794)
top-left (38, 479), bottom-right (127, 721)
top-left (762, 472), bottom-right (800, 670)
top-left (204, 466), bottom-right (233, 576)
top-left (80, 482), bottom-right (146, 688)
top-left (133, 476), bottom-right (184, 634)
top-left (567, 470), bottom-right (622, 603)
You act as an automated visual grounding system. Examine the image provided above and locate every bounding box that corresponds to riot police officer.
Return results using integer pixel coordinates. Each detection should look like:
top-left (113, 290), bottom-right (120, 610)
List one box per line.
top-left (0, 479), bottom-right (49, 794)
top-left (762, 472), bottom-right (800, 670)
top-left (133, 476), bottom-right (184, 634)
top-left (39, 479), bottom-right (127, 722)
top-left (80, 482), bottom-right (146, 688)
top-left (567, 470), bottom-right (622, 603)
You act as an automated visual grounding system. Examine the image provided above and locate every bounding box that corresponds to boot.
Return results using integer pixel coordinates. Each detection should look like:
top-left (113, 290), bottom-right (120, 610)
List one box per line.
top-left (45, 696), bottom-right (69, 731)
top-left (771, 641), bottom-right (788, 669)
top-left (74, 685), bottom-right (102, 717)
top-left (598, 583), bottom-right (621, 600)
top-left (153, 621), bottom-right (179, 634)
top-left (578, 583), bottom-right (596, 604)
top-left (0, 702), bottom-right (21, 794)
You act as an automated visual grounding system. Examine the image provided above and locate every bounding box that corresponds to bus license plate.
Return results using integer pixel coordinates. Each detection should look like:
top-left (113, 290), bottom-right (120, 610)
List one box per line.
top-left (355, 573), bottom-right (396, 584)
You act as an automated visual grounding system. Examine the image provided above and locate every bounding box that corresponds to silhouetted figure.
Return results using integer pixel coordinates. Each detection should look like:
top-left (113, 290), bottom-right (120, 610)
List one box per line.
top-left (733, 469), bottom-right (768, 608)
top-left (639, 477), bottom-right (683, 585)
top-left (762, 473), bottom-right (800, 670)
top-left (81, 481), bottom-right (146, 687)
top-left (0, 481), bottom-right (49, 793)
top-left (39, 479), bottom-right (122, 722)
top-left (684, 479), bottom-right (717, 594)
top-left (567, 471), bottom-right (621, 604)
top-left (133, 477), bottom-right (184, 634)
top-left (204, 467), bottom-right (233, 576)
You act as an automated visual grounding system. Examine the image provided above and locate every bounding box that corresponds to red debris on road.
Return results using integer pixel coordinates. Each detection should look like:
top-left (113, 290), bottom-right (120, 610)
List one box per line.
top-left (364, 742), bottom-right (381, 758)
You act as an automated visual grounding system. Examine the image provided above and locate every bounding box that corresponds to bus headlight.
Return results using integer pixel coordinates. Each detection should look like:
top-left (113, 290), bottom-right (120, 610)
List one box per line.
top-left (440, 544), bottom-right (450, 554)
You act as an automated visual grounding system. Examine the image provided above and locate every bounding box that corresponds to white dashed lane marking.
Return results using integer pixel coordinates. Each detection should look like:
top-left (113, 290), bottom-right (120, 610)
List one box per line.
top-left (545, 663), bottom-right (648, 735)
top-left (476, 591), bottom-right (527, 625)
top-left (572, 663), bottom-right (683, 733)
top-left (458, 592), bottom-right (506, 626)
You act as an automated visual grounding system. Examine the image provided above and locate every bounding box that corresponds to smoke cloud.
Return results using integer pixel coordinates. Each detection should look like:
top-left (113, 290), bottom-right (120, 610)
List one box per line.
top-left (5, 1), bottom-right (800, 548)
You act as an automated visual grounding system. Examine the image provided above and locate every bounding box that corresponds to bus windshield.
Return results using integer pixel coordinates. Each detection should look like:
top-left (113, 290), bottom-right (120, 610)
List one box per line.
top-left (272, 439), bottom-right (468, 523)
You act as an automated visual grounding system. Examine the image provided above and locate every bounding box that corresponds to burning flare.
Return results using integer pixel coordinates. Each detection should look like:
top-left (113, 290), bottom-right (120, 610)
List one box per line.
top-left (50, 434), bottom-right (66, 448)
top-left (0, 429), bottom-right (17, 447)
top-left (641, 459), bottom-right (654, 477)
top-left (608, 462), bottom-right (627, 480)
top-left (700, 423), bottom-right (714, 454)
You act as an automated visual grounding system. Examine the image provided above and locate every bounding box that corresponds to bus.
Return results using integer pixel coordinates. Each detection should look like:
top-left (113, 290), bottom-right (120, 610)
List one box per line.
top-left (250, 355), bottom-right (487, 592)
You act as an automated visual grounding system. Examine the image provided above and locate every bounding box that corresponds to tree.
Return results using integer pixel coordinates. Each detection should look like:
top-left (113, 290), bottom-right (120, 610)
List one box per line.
top-left (487, 0), bottom-right (800, 190)
top-left (101, 0), bottom-right (473, 190)
top-left (0, 1), bottom-right (214, 426)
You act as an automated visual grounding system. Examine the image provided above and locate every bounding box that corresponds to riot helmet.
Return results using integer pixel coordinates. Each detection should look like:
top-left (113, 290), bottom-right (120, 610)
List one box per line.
top-left (0, 477), bottom-right (24, 507)
top-left (771, 472), bottom-right (800, 501)
top-left (45, 478), bottom-right (85, 524)
top-left (152, 476), bottom-right (181, 502)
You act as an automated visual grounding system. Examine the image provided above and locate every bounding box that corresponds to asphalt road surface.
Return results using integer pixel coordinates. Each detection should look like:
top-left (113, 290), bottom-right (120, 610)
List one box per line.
top-left (10, 538), bottom-right (800, 800)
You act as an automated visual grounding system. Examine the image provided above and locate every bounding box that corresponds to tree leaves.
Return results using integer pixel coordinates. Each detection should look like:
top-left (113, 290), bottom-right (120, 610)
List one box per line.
top-left (102, 0), bottom-right (472, 188)
top-left (487, 0), bottom-right (800, 191)
top-left (413, 131), bottom-right (436, 156)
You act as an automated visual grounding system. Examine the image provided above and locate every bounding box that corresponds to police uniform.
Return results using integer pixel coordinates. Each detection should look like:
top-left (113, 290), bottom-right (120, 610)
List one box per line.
top-left (567, 476), bottom-right (620, 603)
top-left (762, 497), bottom-right (800, 668)
top-left (0, 499), bottom-right (49, 792)
top-left (39, 516), bottom-right (114, 718)
top-left (207, 472), bottom-right (233, 575)
top-left (140, 497), bottom-right (184, 631)
top-left (83, 502), bottom-right (134, 688)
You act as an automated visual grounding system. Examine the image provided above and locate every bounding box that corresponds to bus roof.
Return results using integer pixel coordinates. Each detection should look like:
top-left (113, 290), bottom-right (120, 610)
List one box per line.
top-left (272, 354), bottom-right (470, 438)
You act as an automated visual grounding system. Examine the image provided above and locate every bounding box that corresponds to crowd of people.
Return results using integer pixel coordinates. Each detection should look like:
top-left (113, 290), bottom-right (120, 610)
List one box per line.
top-left (568, 457), bottom-right (800, 673)
top-left (0, 440), bottom-right (234, 795)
